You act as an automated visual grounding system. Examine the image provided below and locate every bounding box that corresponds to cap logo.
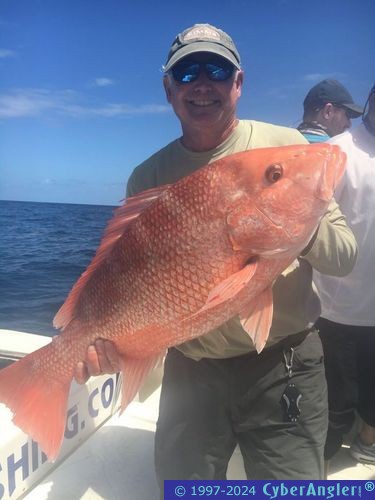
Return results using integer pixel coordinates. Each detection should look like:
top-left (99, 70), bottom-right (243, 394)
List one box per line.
top-left (182, 26), bottom-right (221, 42)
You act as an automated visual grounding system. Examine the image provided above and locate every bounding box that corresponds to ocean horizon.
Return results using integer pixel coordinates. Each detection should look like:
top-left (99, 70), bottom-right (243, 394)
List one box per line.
top-left (0, 198), bottom-right (119, 208)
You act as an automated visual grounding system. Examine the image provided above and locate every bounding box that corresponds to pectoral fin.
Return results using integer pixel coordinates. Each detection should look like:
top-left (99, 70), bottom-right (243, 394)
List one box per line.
top-left (239, 287), bottom-right (273, 353)
top-left (193, 261), bottom-right (258, 316)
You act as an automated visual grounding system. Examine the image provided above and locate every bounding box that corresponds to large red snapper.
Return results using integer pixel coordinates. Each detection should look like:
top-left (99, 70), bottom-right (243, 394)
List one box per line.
top-left (0, 143), bottom-right (345, 460)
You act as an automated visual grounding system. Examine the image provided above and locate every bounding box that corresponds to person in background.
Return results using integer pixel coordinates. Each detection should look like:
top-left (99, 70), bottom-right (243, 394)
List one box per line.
top-left (314, 83), bottom-right (375, 466)
top-left (298, 79), bottom-right (363, 143)
top-left (74, 24), bottom-right (357, 487)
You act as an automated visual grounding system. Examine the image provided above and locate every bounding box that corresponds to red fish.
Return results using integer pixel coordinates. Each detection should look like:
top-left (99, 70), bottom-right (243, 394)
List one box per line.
top-left (0, 144), bottom-right (345, 460)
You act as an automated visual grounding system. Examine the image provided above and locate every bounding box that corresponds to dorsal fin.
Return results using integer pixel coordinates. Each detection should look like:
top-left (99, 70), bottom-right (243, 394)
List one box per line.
top-left (53, 185), bottom-right (169, 330)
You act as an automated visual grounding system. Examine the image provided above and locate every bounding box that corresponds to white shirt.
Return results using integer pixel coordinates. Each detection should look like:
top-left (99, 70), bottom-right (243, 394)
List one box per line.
top-left (314, 123), bottom-right (375, 326)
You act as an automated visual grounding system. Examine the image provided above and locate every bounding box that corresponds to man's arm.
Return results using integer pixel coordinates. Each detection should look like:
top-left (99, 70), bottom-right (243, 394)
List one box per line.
top-left (301, 198), bottom-right (358, 276)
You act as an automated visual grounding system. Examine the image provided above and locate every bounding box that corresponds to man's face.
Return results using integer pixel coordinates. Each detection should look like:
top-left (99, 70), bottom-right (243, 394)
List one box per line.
top-left (163, 53), bottom-right (243, 131)
top-left (325, 105), bottom-right (351, 136)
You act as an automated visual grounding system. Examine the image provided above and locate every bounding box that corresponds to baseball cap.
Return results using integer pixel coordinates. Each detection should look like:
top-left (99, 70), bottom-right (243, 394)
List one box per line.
top-left (163, 23), bottom-right (241, 72)
top-left (303, 79), bottom-right (363, 118)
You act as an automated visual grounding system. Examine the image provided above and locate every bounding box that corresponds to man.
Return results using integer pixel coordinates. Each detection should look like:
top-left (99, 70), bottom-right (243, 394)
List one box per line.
top-left (75, 24), bottom-right (357, 485)
top-left (298, 79), bottom-right (363, 143)
top-left (314, 83), bottom-right (375, 465)
top-left (297, 80), bottom-right (363, 472)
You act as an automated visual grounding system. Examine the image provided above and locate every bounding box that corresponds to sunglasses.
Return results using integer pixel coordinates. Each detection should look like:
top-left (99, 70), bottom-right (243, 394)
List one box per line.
top-left (332, 104), bottom-right (352, 119)
top-left (170, 58), bottom-right (235, 84)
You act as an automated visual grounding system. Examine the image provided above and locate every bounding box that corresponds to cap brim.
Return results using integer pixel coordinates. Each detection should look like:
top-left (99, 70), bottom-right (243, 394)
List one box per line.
top-left (342, 102), bottom-right (364, 118)
top-left (163, 42), bottom-right (241, 71)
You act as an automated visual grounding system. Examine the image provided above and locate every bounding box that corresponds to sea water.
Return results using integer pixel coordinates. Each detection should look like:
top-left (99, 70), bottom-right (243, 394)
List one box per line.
top-left (0, 200), bottom-right (117, 336)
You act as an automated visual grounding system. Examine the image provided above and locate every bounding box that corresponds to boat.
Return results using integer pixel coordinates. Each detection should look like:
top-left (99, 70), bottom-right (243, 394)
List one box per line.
top-left (0, 329), bottom-right (374, 500)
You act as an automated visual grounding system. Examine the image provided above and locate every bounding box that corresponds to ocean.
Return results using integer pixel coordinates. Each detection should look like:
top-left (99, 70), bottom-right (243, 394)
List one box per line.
top-left (0, 200), bottom-right (117, 336)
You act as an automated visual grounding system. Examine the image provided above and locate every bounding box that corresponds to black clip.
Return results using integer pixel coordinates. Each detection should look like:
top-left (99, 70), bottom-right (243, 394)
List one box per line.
top-left (280, 383), bottom-right (302, 423)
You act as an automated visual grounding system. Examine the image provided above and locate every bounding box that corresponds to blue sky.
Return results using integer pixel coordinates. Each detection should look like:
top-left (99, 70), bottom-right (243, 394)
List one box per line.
top-left (0, 0), bottom-right (373, 206)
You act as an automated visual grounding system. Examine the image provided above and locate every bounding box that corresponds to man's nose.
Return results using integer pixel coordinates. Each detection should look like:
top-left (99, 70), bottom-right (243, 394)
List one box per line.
top-left (192, 71), bottom-right (213, 89)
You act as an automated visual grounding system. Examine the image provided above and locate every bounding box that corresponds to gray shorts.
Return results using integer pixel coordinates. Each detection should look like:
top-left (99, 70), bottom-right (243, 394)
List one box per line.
top-left (154, 330), bottom-right (327, 487)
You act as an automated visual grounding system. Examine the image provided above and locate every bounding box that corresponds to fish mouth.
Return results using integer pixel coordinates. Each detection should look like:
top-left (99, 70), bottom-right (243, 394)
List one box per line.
top-left (290, 146), bottom-right (346, 202)
top-left (315, 146), bottom-right (346, 201)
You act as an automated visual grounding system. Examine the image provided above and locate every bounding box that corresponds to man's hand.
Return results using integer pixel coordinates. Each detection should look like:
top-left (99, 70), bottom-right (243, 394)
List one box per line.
top-left (74, 339), bottom-right (120, 384)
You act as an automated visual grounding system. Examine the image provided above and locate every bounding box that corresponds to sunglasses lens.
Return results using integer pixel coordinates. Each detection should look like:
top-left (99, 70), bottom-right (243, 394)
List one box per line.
top-left (171, 63), bottom-right (200, 83)
top-left (206, 63), bottom-right (234, 81)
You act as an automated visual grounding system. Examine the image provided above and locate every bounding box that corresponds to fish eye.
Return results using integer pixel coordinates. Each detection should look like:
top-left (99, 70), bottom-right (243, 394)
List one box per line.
top-left (265, 164), bottom-right (283, 183)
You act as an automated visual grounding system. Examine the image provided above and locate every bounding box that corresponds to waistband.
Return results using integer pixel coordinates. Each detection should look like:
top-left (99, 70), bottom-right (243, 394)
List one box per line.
top-left (232, 327), bottom-right (316, 362)
top-left (273, 327), bottom-right (316, 352)
top-left (172, 328), bottom-right (317, 363)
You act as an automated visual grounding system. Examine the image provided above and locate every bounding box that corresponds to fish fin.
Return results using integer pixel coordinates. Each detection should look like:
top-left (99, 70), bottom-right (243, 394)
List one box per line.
top-left (119, 353), bottom-right (164, 412)
top-left (0, 344), bottom-right (71, 461)
top-left (206, 262), bottom-right (258, 306)
top-left (192, 261), bottom-right (258, 316)
top-left (239, 287), bottom-right (273, 353)
top-left (54, 185), bottom-right (170, 330)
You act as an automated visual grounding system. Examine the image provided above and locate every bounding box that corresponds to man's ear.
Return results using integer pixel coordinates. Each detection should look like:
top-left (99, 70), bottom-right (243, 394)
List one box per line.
top-left (322, 102), bottom-right (334, 119)
top-left (163, 75), bottom-right (172, 103)
top-left (235, 70), bottom-right (244, 96)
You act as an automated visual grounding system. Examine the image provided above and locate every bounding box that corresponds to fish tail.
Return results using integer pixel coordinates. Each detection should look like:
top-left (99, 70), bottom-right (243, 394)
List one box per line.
top-left (0, 343), bottom-right (71, 461)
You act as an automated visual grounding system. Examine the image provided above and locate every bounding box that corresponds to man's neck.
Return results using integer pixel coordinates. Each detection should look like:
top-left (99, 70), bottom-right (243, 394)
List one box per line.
top-left (180, 118), bottom-right (239, 152)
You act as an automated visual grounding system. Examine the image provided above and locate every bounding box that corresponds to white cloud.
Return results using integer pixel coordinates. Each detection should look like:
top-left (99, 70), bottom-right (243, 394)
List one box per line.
top-left (86, 103), bottom-right (171, 117)
top-left (91, 77), bottom-right (115, 87)
top-left (0, 48), bottom-right (16, 58)
top-left (0, 88), bottom-right (170, 119)
top-left (0, 89), bottom-right (74, 117)
top-left (302, 72), bottom-right (347, 82)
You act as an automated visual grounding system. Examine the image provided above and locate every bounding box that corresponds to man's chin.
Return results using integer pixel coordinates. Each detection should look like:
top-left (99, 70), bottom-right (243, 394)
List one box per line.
top-left (188, 110), bottom-right (222, 125)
